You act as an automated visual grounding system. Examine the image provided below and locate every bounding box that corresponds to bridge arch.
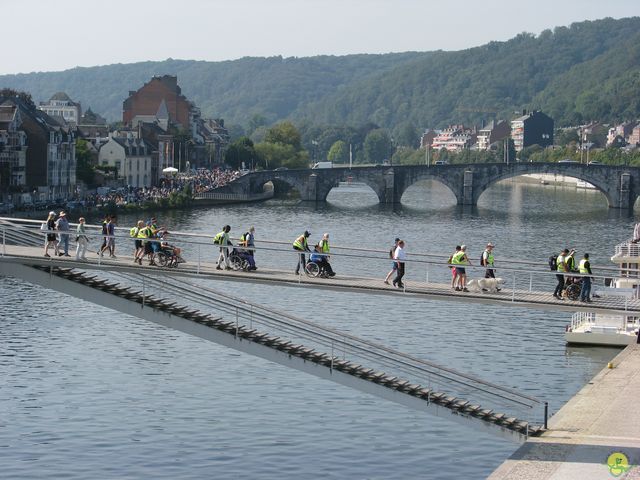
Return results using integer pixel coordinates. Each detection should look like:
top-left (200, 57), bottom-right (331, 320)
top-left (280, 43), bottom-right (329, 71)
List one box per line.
top-left (472, 166), bottom-right (616, 208)
top-left (394, 169), bottom-right (463, 205)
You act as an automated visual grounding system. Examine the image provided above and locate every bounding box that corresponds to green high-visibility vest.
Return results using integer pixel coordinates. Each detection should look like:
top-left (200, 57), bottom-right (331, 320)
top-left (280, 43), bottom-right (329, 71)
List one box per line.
top-left (579, 259), bottom-right (589, 274)
top-left (483, 250), bottom-right (494, 266)
top-left (293, 235), bottom-right (307, 250)
top-left (451, 251), bottom-right (466, 265)
top-left (557, 254), bottom-right (566, 272)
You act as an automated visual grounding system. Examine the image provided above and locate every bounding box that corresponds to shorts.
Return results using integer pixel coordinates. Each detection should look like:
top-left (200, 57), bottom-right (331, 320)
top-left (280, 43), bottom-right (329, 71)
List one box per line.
top-left (134, 240), bottom-right (142, 249)
top-left (151, 241), bottom-right (160, 253)
top-left (107, 238), bottom-right (115, 247)
top-left (456, 267), bottom-right (466, 275)
top-left (391, 262), bottom-right (398, 270)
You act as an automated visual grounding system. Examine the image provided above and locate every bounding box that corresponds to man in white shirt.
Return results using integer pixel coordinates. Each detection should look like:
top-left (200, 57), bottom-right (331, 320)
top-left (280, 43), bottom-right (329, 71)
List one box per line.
top-left (392, 240), bottom-right (406, 289)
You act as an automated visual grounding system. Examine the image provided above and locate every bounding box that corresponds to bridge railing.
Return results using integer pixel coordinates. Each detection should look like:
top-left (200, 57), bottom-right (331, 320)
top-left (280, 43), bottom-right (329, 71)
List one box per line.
top-left (1, 216), bottom-right (637, 306)
top-left (105, 269), bottom-right (548, 433)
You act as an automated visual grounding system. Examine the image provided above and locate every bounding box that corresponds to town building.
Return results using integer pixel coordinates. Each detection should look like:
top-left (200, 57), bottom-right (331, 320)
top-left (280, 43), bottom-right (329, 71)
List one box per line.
top-left (628, 125), bottom-right (640, 147)
top-left (38, 92), bottom-right (82, 126)
top-left (606, 122), bottom-right (636, 146)
top-left (510, 110), bottom-right (554, 152)
top-left (476, 120), bottom-right (511, 151)
top-left (0, 104), bottom-right (28, 189)
top-left (419, 129), bottom-right (437, 149)
top-left (431, 125), bottom-right (477, 152)
top-left (0, 95), bottom-right (76, 201)
top-left (77, 107), bottom-right (109, 141)
top-left (122, 75), bottom-right (229, 169)
top-left (98, 134), bottom-right (156, 188)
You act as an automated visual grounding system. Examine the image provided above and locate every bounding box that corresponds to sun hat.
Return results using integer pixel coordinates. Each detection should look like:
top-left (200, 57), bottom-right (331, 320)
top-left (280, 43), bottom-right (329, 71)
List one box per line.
top-left (486, 242), bottom-right (494, 247)
top-left (49, 211), bottom-right (56, 216)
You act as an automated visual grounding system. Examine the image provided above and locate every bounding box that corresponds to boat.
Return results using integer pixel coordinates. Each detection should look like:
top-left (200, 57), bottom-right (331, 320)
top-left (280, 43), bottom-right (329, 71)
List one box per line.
top-left (565, 239), bottom-right (640, 346)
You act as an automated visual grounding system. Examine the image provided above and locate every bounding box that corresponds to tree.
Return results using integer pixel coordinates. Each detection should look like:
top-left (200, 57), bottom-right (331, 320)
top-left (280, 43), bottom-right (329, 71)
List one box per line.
top-left (75, 139), bottom-right (96, 186)
top-left (264, 121), bottom-right (302, 150)
top-left (327, 140), bottom-right (349, 163)
top-left (247, 114), bottom-right (268, 136)
top-left (224, 136), bottom-right (255, 170)
top-left (363, 129), bottom-right (392, 164)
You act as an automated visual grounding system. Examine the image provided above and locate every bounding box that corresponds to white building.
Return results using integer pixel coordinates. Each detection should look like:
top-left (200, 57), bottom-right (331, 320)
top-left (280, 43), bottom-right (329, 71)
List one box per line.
top-left (98, 135), bottom-right (155, 188)
top-left (38, 92), bottom-right (82, 126)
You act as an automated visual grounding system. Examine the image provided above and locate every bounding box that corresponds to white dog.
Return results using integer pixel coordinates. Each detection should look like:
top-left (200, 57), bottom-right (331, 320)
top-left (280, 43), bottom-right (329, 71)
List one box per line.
top-left (466, 277), bottom-right (504, 293)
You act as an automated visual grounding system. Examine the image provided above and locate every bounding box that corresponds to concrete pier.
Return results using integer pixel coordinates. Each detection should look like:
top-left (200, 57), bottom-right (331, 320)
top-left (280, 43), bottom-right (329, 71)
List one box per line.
top-left (489, 344), bottom-right (640, 479)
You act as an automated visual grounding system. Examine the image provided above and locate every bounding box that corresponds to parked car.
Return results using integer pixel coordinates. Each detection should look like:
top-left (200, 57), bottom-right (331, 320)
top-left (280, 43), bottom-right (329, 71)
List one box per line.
top-left (434, 160), bottom-right (448, 165)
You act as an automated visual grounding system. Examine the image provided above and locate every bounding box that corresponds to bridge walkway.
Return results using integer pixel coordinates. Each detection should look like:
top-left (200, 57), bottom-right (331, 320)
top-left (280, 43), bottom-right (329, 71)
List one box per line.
top-left (0, 260), bottom-right (547, 441)
top-left (2, 242), bottom-right (640, 316)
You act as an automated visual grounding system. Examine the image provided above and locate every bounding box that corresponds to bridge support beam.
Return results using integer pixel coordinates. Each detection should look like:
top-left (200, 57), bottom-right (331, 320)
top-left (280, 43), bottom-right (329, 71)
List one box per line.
top-left (462, 170), bottom-right (474, 205)
top-left (619, 173), bottom-right (631, 209)
top-left (301, 173), bottom-right (318, 202)
top-left (384, 170), bottom-right (396, 204)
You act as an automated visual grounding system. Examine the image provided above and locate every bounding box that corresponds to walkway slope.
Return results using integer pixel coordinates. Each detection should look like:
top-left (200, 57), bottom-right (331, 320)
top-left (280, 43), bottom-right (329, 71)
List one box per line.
top-left (489, 344), bottom-right (640, 479)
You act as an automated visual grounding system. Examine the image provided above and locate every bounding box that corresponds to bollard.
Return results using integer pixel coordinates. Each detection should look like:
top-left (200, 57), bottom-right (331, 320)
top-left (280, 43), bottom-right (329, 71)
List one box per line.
top-left (544, 402), bottom-right (548, 430)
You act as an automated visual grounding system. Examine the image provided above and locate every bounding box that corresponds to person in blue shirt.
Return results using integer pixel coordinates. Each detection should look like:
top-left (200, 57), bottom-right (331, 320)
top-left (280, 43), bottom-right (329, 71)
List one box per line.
top-left (310, 244), bottom-right (335, 277)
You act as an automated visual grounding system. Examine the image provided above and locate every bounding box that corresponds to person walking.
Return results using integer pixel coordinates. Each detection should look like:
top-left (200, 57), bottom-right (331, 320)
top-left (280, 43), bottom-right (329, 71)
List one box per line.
top-left (384, 238), bottom-right (400, 285)
top-left (481, 243), bottom-right (496, 279)
top-left (55, 211), bottom-right (70, 256)
top-left (579, 253), bottom-right (593, 302)
top-left (130, 220), bottom-right (145, 264)
top-left (97, 215), bottom-right (108, 255)
top-left (293, 230), bottom-right (311, 275)
top-left (43, 211), bottom-right (58, 257)
top-left (451, 245), bottom-right (471, 292)
top-left (75, 217), bottom-right (89, 260)
top-left (553, 248), bottom-right (570, 300)
top-left (392, 240), bottom-right (406, 288)
top-left (448, 245), bottom-right (461, 290)
top-left (214, 225), bottom-right (232, 270)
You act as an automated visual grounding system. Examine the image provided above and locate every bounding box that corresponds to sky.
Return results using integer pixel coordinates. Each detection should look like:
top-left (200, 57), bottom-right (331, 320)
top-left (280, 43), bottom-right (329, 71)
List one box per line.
top-left (4, 0), bottom-right (640, 76)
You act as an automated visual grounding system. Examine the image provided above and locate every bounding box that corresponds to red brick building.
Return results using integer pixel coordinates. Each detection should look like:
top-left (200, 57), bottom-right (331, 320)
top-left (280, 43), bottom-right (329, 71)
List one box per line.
top-left (122, 75), bottom-right (191, 129)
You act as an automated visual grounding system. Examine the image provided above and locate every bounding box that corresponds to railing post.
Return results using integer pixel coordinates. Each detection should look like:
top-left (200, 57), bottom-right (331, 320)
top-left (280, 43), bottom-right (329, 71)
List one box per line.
top-left (544, 402), bottom-right (548, 429)
top-left (142, 276), bottom-right (145, 309)
top-left (330, 341), bottom-right (334, 372)
top-left (197, 244), bottom-right (201, 274)
top-left (235, 306), bottom-right (239, 337)
top-left (529, 272), bottom-right (533, 293)
top-left (2, 226), bottom-right (5, 256)
top-left (512, 271), bottom-right (516, 302)
top-left (426, 264), bottom-right (429, 285)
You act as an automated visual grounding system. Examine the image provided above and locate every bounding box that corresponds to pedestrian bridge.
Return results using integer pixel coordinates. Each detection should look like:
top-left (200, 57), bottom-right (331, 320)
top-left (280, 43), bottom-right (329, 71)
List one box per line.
top-left (0, 217), bottom-right (636, 442)
top-left (220, 163), bottom-right (640, 208)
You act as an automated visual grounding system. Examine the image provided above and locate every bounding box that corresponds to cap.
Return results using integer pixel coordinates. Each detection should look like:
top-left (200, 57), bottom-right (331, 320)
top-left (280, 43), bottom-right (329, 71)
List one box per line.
top-left (48, 211), bottom-right (56, 216)
top-left (486, 243), bottom-right (494, 247)
top-left (395, 237), bottom-right (400, 243)
top-left (461, 244), bottom-right (466, 250)
top-left (304, 230), bottom-right (310, 237)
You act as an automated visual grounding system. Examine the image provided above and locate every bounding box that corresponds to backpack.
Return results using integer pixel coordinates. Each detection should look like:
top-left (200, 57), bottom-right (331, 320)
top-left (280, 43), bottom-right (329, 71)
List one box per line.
top-left (548, 255), bottom-right (557, 271)
top-left (480, 252), bottom-right (487, 267)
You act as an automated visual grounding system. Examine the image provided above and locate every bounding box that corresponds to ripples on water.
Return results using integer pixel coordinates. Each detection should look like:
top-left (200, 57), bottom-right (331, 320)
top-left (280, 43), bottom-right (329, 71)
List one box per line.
top-left (0, 181), bottom-right (631, 479)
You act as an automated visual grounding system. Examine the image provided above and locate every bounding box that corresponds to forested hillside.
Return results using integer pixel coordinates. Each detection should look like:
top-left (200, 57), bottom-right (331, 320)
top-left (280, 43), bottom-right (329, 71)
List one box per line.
top-left (1, 16), bottom-right (638, 131)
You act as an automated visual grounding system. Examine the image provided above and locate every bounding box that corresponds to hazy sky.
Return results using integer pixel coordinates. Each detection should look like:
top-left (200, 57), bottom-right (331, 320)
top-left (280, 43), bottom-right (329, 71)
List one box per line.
top-left (4, 0), bottom-right (640, 76)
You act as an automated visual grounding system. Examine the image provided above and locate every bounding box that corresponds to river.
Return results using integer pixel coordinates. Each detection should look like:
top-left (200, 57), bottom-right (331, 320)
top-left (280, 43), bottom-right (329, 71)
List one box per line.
top-left (0, 180), bottom-right (634, 479)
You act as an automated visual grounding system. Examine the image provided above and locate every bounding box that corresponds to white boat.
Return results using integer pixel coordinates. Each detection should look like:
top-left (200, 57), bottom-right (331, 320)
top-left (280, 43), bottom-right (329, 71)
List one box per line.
top-left (565, 239), bottom-right (640, 346)
top-left (566, 312), bottom-right (639, 346)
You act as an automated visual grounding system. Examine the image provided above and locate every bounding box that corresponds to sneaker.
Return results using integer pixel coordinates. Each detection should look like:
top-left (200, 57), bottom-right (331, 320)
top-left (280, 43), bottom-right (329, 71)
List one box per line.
top-left (216, 266), bottom-right (222, 270)
top-left (225, 266), bottom-right (232, 270)
top-left (58, 252), bottom-right (64, 257)
top-left (462, 288), bottom-right (469, 292)
top-left (455, 287), bottom-right (461, 291)
top-left (384, 280), bottom-right (390, 285)
top-left (44, 253), bottom-right (50, 257)
top-left (64, 254), bottom-right (71, 257)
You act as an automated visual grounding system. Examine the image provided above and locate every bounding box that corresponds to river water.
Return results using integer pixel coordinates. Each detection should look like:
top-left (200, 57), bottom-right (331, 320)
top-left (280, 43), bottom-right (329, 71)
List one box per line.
top-left (0, 180), bottom-right (634, 479)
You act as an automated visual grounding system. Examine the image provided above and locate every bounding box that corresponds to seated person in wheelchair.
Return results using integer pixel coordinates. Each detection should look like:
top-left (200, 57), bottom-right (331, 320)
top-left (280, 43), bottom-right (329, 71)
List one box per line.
top-left (159, 231), bottom-right (183, 267)
top-left (238, 230), bottom-right (257, 271)
top-left (310, 244), bottom-right (335, 277)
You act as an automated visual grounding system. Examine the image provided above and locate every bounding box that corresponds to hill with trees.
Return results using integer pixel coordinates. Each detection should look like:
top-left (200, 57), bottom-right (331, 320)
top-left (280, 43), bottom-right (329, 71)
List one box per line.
top-left (1, 16), bottom-right (638, 138)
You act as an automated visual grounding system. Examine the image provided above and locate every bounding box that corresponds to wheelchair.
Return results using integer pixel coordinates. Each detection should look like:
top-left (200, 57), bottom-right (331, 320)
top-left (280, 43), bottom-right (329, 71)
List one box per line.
top-left (563, 277), bottom-right (583, 301)
top-left (156, 246), bottom-right (185, 268)
top-left (304, 259), bottom-right (334, 278)
top-left (229, 248), bottom-right (251, 271)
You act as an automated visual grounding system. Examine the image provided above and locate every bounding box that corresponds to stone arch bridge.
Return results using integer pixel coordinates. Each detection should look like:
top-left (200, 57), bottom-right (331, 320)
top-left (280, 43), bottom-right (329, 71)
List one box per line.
top-left (219, 163), bottom-right (640, 209)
